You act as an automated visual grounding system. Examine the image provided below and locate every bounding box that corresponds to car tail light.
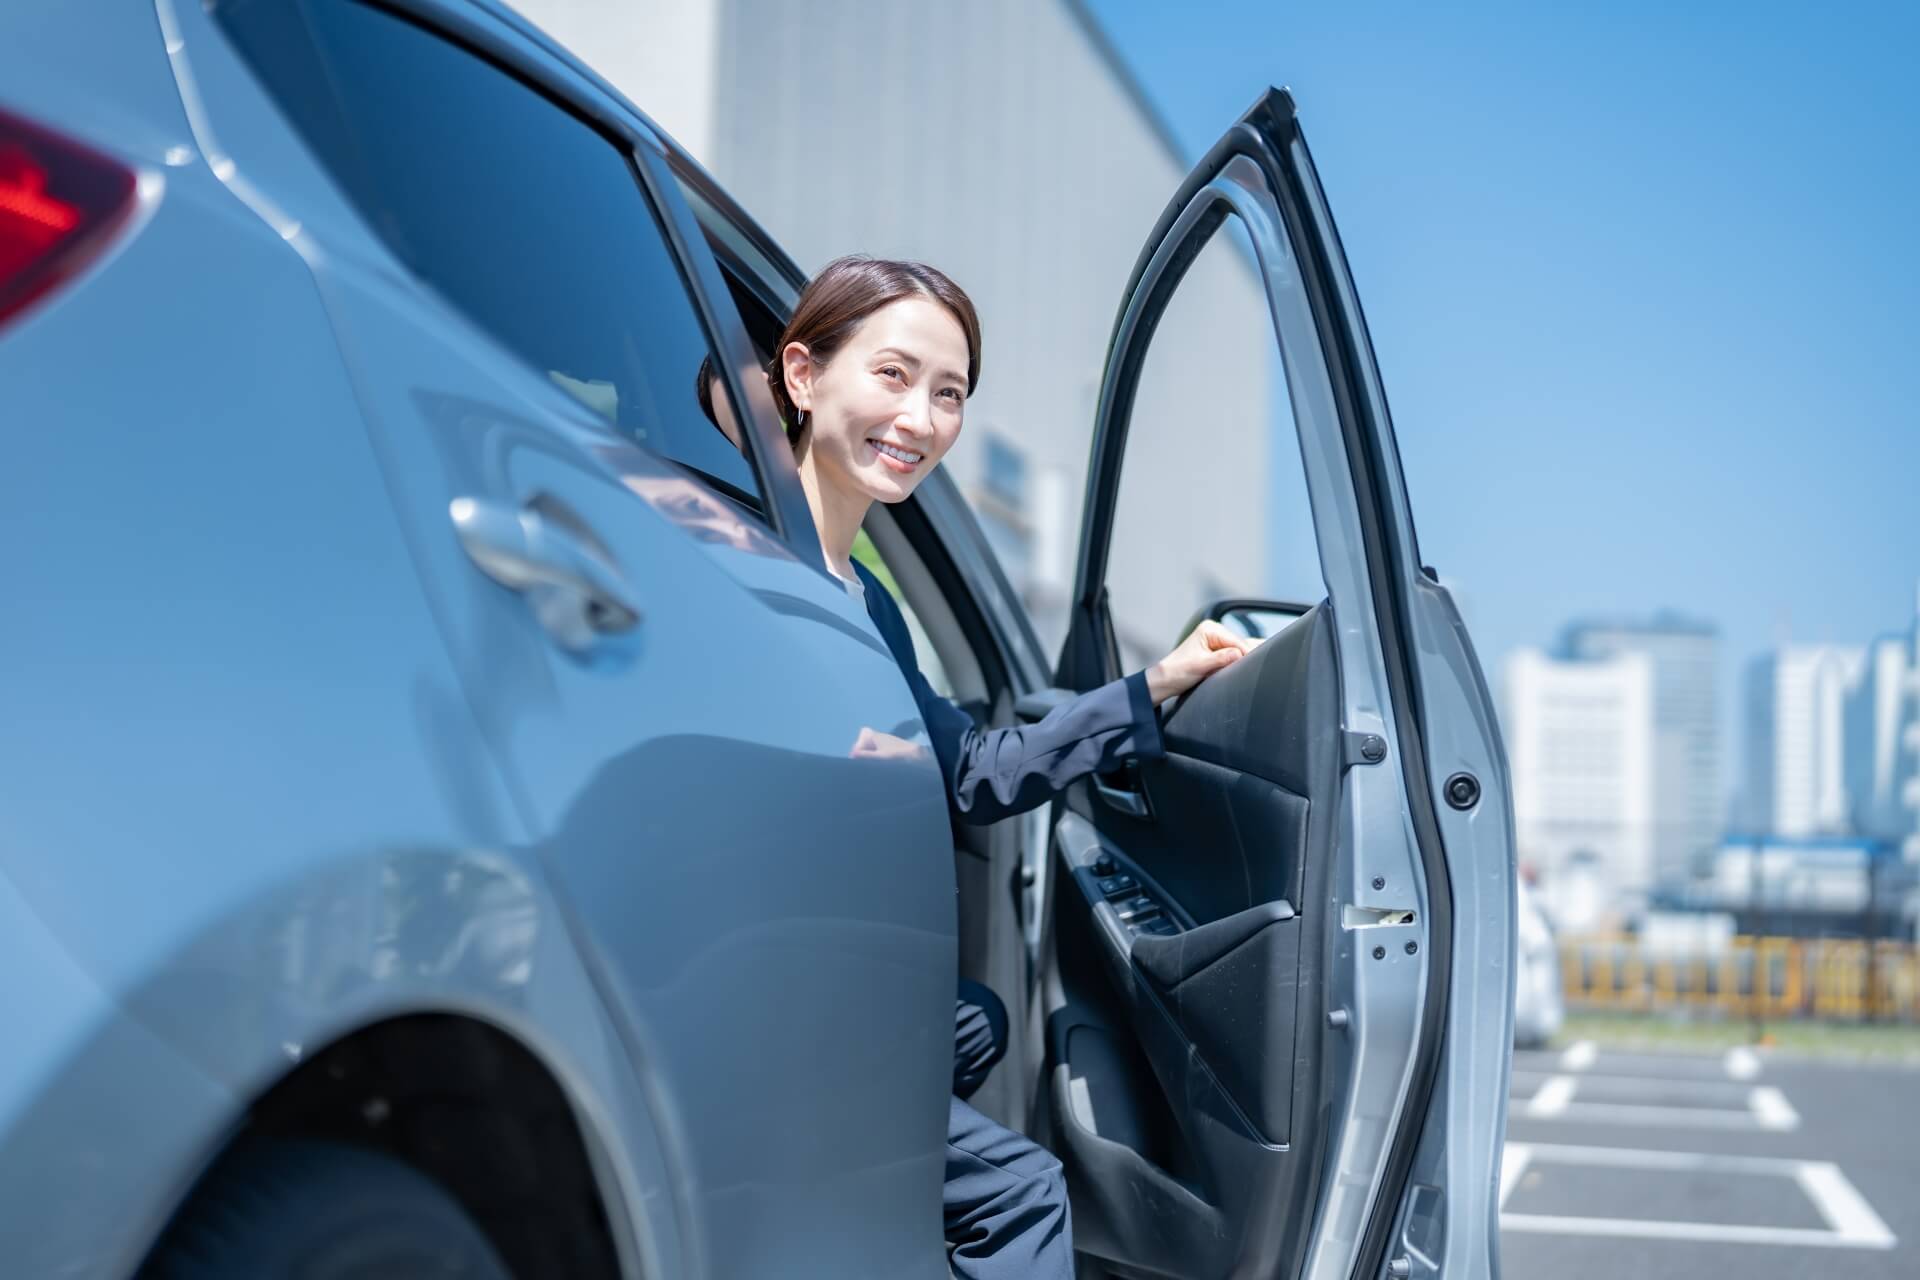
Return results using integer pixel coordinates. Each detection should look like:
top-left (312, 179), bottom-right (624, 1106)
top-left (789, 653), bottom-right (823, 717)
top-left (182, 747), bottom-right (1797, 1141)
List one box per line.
top-left (0, 106), bottom-right (136, 332)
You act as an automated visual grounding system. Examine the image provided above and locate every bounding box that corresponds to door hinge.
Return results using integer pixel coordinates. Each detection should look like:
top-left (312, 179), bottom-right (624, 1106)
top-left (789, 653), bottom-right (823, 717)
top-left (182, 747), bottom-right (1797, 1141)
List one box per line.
top-left (1342, 730), bottom-right (1387, 769)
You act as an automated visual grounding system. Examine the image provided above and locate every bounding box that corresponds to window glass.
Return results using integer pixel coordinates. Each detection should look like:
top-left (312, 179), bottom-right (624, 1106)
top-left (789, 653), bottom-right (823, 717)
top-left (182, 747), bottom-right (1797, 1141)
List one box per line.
top-left (1105, 213), bottom-right (1324, 670)
top-left (217, 0), bottom-right (761, 503)
top-left (852, 529), bottom-right (953, 698)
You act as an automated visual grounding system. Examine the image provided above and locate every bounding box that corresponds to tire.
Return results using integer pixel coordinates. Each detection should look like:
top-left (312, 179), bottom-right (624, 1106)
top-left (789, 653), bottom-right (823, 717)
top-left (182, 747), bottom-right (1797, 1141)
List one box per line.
top-left (140, 1137), bottom-right (513, 1280)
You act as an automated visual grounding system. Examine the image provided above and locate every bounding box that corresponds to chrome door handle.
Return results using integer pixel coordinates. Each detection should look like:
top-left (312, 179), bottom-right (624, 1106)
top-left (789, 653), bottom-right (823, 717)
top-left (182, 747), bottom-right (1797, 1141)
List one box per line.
top-left (450, 496), bottom-right (641, 650)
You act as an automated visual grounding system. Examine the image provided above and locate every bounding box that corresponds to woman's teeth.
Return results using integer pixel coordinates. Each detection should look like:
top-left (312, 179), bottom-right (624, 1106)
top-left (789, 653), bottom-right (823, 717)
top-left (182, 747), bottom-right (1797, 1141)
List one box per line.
top-left (871, 440), bottom-right (923, 466)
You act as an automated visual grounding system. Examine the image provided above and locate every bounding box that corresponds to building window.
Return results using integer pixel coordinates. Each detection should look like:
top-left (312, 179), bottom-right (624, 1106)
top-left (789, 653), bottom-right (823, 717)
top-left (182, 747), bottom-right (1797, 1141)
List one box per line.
top-left (983, 434), bottom-right (1028, 511)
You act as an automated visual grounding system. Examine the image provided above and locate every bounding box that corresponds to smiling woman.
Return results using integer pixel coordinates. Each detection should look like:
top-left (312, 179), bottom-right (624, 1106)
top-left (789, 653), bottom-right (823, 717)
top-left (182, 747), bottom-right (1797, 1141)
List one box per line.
top-left (768, 255), bottom-right (982, 582)
top-left (761, 254), bottom-right (1258, 1279)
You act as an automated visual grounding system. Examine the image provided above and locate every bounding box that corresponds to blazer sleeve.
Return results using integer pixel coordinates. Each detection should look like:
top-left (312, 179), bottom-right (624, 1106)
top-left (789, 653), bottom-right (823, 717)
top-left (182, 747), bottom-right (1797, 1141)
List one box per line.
top-left (854, 561), bottom-right (1164, 825)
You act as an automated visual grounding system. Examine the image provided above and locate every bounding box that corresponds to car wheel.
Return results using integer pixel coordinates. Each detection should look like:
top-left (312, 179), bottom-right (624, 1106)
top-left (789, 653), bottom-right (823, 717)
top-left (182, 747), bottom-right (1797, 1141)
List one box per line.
top-left (140, 1137), bottom-right (512, 1279)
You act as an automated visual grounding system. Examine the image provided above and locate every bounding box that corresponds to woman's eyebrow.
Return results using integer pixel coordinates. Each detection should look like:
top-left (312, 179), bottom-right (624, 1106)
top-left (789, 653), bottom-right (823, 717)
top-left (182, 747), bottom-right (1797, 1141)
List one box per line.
top-left (873, 347), bottom-right (966, 386)
top-left (874, 347), bottom-right (966, 384)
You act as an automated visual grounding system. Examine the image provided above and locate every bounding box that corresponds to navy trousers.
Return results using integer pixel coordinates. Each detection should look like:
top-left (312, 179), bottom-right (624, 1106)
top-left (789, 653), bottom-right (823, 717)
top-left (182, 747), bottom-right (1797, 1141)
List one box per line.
top-left (947, 981), bottom-right (1072, 1280)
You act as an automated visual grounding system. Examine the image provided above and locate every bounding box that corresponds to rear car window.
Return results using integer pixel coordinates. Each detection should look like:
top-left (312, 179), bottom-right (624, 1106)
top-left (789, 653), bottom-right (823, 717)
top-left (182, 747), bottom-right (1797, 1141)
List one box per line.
top-left (215, 0), bottom-right (762, 506)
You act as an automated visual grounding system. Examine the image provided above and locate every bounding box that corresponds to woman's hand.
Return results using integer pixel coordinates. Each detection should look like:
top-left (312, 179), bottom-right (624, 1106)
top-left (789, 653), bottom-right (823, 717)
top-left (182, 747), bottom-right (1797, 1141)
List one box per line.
top-left (849, 727), bottom-right (928, 762)
top-left (1144, 621), bottom-right (1258, 705)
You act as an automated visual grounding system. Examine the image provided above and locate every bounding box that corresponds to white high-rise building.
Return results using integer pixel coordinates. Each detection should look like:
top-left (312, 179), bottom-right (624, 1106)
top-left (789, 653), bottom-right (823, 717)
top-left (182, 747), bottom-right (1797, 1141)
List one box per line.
top-left (1849, 638), bottom-right (1912, 840)
top-left (1564, 616), bottom-right (1720, 886)
top-left (1844, 588), bottom-right (1920, 858)
top-left (1745, 646), bottom-right (1868, 838)
top-left (1502, 648), bottom-right (1657, 929)
top-left (509, 0), bottom-right (1275, 658)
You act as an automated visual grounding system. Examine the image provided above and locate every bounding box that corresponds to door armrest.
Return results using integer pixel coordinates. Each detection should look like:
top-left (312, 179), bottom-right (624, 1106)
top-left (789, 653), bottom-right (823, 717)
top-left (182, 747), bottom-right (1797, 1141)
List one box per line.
top-left (1131, 899), bottom-right (1295, 990)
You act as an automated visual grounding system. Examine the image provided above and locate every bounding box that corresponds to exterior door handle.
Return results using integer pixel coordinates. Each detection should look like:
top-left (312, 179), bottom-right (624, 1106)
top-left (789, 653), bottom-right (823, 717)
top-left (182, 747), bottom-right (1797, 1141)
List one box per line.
top-left (449, 496), bottom-right (641, 650)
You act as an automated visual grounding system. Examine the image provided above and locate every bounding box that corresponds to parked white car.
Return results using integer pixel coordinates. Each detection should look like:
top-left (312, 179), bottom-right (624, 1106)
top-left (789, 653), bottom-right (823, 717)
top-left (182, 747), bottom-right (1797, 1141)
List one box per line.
top-left (1515, 879), bottom-right (1566, 1048)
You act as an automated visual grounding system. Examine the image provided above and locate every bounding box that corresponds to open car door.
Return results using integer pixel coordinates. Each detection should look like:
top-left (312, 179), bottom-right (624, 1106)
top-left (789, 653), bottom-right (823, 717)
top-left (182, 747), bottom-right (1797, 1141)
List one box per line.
top-left (1037, 90), bottom-right (1515, 1279)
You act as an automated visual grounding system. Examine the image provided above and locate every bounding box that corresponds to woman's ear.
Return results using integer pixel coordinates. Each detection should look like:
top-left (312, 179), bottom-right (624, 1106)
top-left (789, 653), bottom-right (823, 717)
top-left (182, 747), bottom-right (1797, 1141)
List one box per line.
top-left (781, 341), bottom-right (814, 416)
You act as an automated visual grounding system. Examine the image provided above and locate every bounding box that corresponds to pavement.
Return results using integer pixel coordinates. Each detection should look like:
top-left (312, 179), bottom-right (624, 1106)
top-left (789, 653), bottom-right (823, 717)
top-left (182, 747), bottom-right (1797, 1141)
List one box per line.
top-left (1501, 1040), bottom-right (1920, 1278)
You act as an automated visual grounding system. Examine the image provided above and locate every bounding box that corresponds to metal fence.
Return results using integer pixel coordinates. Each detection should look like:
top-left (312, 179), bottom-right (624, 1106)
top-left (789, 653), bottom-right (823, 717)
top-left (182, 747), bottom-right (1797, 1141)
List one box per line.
top-left (1561, 935), bottom-right (1920, 1022)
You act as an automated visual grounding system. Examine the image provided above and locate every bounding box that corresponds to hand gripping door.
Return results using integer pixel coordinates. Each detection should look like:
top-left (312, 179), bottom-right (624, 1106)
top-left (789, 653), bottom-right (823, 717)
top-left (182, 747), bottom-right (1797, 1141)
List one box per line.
top-left (1043, 89), bottom-right (1511, 1280)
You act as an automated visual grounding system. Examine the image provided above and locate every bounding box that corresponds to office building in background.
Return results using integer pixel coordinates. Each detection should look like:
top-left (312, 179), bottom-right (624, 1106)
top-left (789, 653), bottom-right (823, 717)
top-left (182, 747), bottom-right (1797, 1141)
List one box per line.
top-left (1564, 615), bottom-right (1721, 885)
top-left (511, 0), bottom-right (1275, 658)
top-left (1502, 647), bottom-right (1656, 929)
top-left (1742, 587), bottom-right (1920, 859)
top-left (1745, 645), bottom-right (1869, 838)
top-left (1845, 596), bottom-right (1920, 856)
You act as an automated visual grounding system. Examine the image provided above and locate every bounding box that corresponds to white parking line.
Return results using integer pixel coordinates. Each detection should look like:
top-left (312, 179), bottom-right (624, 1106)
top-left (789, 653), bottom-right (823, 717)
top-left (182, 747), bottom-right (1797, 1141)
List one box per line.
top-left (1750, 1086), bottom-right (1801, 1131)
top-left (1511, 1069), bottom-right (1754, 1103)
top-left (1499, 1144), bottom-right (1533, 1207)
top-left (1503, 1141), bottom-right (1801, 1175)
top-left (1797, 1162), bottom-right (1898, 1247)
top-left (1526, 1075), bottom-right (1577, 1117)
top-left (1725, 1045), bottom-right (1762, 1080)
top-left (1509, 1085), bottom-right (1800, 1131)
top-left (1501, 1214), bottom-right (1894, 1250)
top-left (1499, 1142), bottom-right (1896, 1251)
top-left (1529, 1101), bottom-right (1792, 1130)
top-left (1559, 1039), bottom-right (1597, 1071)
top-left (1550, 1050), bottom-right (1743, 1079)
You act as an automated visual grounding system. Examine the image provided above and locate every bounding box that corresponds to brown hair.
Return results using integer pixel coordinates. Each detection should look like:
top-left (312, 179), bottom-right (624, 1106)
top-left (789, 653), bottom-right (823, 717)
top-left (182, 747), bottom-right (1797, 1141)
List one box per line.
top-left (768, 255), bottom-right (982, 446)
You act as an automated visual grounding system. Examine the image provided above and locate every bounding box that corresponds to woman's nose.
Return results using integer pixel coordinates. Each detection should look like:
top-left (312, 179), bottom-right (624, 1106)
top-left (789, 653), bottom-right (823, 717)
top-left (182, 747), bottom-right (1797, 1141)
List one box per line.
top-left (896, 391), bottom-right (934, 436)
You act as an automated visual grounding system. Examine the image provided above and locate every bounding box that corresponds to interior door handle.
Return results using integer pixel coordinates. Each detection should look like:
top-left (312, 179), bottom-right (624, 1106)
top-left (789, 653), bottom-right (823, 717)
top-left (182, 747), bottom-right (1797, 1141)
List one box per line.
top-left (450, 496), bottom-right (641, 650)
top-left (1091, 773), bottom-right (1151, 820)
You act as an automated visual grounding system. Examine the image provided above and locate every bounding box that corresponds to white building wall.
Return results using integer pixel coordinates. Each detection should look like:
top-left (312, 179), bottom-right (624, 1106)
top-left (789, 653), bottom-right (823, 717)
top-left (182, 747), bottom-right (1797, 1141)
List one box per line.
top-left (1749, 646), bottom-right (1867, 838)
top-left (1566, 620), bottom-right (1720, 887)
top-left (1502, 648), bottom-right (1656, 928)
top-left (1850, 637), bottom-right (1910, 840)
top-left (1844, 590), bottom-right (1920, 858)
top-left (510, 0), bottom-right (1273, 658)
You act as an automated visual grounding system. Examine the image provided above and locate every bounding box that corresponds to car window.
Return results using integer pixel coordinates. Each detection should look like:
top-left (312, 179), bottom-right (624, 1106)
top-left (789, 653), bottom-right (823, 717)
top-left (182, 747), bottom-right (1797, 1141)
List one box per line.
top-left (1104, 215), bottom-right (1325, 669)
top-left (852, 529), bottom-right (953, 699)
top-left (215, 0), bottom-right (762, 506)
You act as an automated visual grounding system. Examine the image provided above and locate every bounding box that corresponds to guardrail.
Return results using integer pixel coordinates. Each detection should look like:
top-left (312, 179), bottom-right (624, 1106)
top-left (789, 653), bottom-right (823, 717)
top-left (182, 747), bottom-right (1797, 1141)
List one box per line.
top-left (1561, 935), bottom-right (1920, 1021)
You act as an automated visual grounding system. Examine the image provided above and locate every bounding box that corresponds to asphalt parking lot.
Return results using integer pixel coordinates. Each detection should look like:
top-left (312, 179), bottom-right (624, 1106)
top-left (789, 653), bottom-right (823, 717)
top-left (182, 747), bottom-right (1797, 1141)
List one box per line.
top-left (1502, 1041), bottom-right (1919, 1279)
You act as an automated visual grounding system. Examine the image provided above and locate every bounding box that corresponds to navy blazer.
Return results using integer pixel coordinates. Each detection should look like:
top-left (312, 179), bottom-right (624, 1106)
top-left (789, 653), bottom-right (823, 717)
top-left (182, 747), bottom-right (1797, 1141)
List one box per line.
top-left (849, 559), bottom-right (1165, 826)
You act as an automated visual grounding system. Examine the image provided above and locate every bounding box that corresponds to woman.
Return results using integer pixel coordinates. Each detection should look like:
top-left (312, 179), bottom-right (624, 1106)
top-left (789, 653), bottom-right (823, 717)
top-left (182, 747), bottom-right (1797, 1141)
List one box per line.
top-left (769, 256), bottom-right (1252, 1279)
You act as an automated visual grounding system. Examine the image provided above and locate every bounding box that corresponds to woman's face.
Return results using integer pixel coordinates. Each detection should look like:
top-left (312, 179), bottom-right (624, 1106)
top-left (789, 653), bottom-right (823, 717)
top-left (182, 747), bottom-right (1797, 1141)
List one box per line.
top-left (785, 296), bottom-right (970, 505)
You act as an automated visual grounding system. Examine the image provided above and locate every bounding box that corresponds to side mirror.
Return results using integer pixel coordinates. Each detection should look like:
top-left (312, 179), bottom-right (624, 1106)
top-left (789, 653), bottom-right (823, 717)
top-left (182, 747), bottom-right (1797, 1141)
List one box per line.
top-left (1180, 597), bottom-right (1316, 646)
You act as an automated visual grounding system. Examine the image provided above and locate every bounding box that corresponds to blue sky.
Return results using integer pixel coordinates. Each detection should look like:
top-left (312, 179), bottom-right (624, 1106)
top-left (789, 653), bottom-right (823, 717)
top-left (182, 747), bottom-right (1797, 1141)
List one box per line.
top-left (1086, 0), bottom-right (1919, 791)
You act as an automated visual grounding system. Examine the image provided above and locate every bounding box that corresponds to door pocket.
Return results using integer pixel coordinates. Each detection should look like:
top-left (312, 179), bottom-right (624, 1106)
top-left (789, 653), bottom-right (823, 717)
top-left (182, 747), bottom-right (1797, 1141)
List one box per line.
top-left (1134, 910), bottom-right (1301, 1146)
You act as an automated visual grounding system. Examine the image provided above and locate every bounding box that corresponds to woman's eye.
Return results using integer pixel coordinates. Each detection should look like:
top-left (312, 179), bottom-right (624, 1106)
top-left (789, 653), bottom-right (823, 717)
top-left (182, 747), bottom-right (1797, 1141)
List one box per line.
top-left (879, 365), bottom-right (904, 382)
top-left (938, 387), bottom-right (963, 402)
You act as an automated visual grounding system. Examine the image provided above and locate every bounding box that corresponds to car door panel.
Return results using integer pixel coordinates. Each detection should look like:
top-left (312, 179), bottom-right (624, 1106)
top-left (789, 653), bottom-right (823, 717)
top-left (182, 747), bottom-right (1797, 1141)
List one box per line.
top-left (1041, 87), bottom-right (1510, 1280)
top-left (1044, 605), bottom-right (1342, 1276)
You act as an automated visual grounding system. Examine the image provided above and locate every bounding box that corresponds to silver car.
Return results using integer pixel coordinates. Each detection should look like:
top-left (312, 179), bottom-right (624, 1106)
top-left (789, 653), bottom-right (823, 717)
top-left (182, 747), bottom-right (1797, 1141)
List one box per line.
top-left (0, 2), bottom-right (1517, 1277)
